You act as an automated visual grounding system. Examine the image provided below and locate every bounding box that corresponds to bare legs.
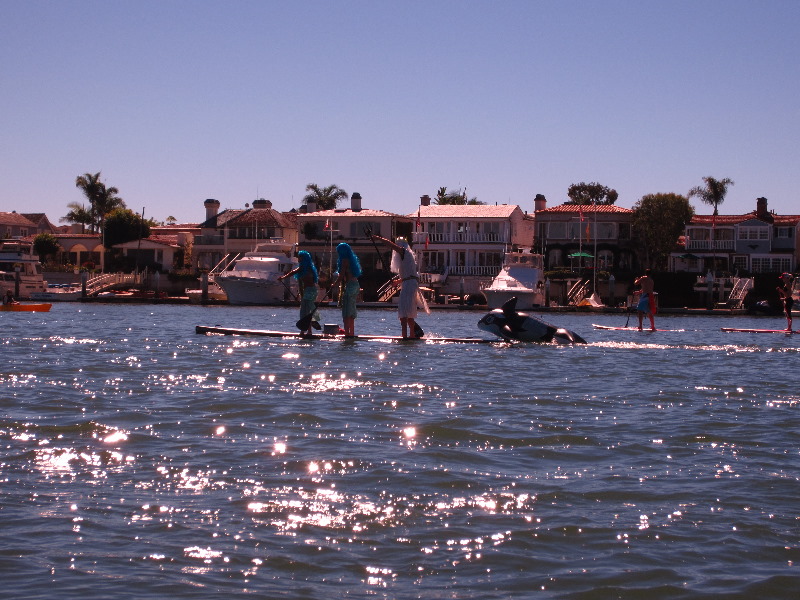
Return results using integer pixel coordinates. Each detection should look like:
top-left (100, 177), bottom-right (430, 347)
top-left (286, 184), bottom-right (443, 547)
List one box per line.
top-left (400, 317), bottom-right (418, 339)
top-left (637, 311), bottom-right (655, 331)
top-left (343, 316), bottom-right (355, 337)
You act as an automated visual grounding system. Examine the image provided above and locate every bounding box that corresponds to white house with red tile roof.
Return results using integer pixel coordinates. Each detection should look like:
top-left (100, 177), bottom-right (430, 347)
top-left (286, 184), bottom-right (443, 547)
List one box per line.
top-left (676, 197), bottom-right (799, 274)
top-left (407, 194), bottom-right (536, 297)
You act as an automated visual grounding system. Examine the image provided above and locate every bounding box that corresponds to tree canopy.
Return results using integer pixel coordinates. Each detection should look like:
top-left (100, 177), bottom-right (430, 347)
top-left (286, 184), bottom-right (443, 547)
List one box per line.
top-left (566, 182), bottom-right (618, 205)
top-left (303, 184), bottom-right (348, 210)
top-left (687, 176), bottom-right (734, 216)
top-left (632, 193), bottom-right (694, 269)
top-left (74, 172), bottom-right (125, 232)
top-left (33, 232), bottom-right (60, 264)
top-left (434, 186), bottom-right (485, 205)
top-left (103, 208), bottom-right (150, 248)
top-left (60, 202), bottom-right (94, 232)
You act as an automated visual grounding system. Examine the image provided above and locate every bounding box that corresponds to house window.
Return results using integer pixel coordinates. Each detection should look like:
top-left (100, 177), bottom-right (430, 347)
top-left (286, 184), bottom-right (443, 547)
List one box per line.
top-left (776, 227), bottom-right (794, 239)
top-left (618, 223), bottom-right (631, 240)
top-left (548, 222), bottom-right (567, 239)
top-left (739, 227), bottom-right (769, 240)
top-left (732, 256), bottom-right (748, 271)
top-left (479, 222), bottom-right (502, 241)
top-left (476, 252), bottom-right (503, 267)
top-left (421, 251), bottom-right (446, 271)
top-left (349, 222), bottom-right (379, 238)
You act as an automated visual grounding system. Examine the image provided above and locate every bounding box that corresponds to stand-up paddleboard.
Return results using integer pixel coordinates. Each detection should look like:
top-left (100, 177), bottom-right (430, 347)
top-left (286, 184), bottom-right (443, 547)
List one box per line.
top-left (592, 324), bottom-right (683, 332)
top-left (195, 325), bottom-right (494, 343)
top-left (721, 327), bottom-right (799, 334)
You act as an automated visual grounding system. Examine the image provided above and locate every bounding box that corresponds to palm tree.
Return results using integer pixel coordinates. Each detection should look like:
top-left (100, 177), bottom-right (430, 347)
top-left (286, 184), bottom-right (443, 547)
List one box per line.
top-left (434, 186), bottom-right (485, 205)
top-left (303, 183), bottom-right (348, 210)
top-left (75, 172), bottom-right (125, 232)
top-left (687, 176), bottom-right (734, 216)
top-left (60, 202), bottom-right (94, 233)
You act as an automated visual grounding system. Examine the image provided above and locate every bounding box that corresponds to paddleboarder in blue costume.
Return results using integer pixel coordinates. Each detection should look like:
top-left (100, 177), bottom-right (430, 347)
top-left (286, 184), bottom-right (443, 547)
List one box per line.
top-left (777, 272), bottom-right (794, 332)
top-left (635, 269), bottom-right (656, 331)
top-left (278, 250), bottom-right (320, 338)
top-left (331, 242), bottom-right (362, 337)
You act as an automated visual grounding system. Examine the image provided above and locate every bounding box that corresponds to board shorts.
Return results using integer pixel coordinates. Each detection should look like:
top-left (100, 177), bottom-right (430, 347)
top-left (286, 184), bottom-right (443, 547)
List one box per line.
top-left (340, 280), bottom-right (359, 319)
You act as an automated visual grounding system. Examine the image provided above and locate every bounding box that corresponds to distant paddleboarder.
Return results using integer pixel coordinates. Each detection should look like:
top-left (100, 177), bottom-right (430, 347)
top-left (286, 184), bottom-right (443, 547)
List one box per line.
top-left (634, 269), bottom-right (656, 331)
top-left (777, 272), bottom-right (794, 332)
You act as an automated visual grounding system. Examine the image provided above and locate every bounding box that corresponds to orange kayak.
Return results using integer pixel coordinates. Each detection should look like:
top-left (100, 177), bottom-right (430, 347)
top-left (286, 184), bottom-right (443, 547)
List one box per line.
top-left (0, 303), bottom-right (52, 312)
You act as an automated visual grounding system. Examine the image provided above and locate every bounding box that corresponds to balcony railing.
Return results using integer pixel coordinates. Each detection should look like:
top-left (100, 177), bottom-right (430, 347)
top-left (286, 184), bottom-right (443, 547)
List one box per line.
top-left (448, 265), bottom-right (502, 277)
top-left (424, 233), bottom-right (508, 244)
top-left (687, 240), bottom-right (735, 251)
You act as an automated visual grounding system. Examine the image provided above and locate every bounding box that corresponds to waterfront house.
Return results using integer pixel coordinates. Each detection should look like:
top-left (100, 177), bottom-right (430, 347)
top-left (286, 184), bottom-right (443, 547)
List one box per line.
top-left (674, 197), bottom-right (799, 274)
top-left (410, 195), bottom-right (536, 297)
top-left (193, 198), bottom-right (298, 271)
top-left (533, 197), bottom-right (637, 272)
top-left (1, 211), bottom-right (39, 239)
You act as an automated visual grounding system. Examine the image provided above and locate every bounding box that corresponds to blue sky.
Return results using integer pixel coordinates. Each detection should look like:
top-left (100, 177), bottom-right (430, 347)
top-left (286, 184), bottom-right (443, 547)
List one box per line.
top-left (2, 0), bottom-right (798, 224)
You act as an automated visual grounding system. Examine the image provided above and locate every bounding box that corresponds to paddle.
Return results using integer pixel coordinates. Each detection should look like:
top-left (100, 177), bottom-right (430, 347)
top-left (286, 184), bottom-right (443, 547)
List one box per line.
top-left (295, 284), bottom-right (335, 332)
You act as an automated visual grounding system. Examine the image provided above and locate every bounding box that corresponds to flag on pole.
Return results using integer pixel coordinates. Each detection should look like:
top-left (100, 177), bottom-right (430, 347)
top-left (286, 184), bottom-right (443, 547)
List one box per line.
top-left (579, 205), bottom-right (584, 221)
top-left (416, 208), bottom-right (421, 231)
top-left (324, 219), bottom-right (330, 230)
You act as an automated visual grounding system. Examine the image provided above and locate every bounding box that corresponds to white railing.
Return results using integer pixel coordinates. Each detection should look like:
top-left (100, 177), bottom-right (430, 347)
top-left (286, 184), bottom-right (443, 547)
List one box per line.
top-left (85, 272), bottom-right (140, 295)
top-left (448, 265), bottom-right (502, 277)
top-left (687, 240), bottom-right (735, 250)
top-left (424, 233), bottom-right (508, 244)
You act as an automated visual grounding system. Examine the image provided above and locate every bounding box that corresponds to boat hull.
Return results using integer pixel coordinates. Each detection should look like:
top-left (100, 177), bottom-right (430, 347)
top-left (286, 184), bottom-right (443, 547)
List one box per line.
top-left (484, 290), bottom-right (542, 311)
top-left (215, 276), bottom-right (293, 305)
top-left (1, 303), bottom-right (52, 312)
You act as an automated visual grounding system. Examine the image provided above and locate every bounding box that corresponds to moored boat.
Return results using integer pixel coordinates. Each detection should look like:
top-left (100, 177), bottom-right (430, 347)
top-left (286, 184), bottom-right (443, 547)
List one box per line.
top-left (0, 240), bottom-right (48, 299)
top-left (481, 251), bottom-right (545, 310)
top-left (1, 302), bottom-right (51, 312)
top-left (215, 240), bottom-right (298, 305)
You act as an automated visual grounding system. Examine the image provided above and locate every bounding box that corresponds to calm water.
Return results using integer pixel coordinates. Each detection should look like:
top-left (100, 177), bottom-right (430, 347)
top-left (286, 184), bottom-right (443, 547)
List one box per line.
top-left (1, 303), bottom-right (798, 599)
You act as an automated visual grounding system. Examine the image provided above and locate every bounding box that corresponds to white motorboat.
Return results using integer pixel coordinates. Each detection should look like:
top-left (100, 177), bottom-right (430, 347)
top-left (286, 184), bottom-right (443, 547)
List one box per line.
top-left (31, 283), bottom-right (84, 301)
top-left (481, 251), bottom-right (545, 310)
top-left (0, 240), bottom-right (48, 299)
top-left (186, 280), bottom-right (228, 303)
top-left (215, 240), bottom-right (298, 305)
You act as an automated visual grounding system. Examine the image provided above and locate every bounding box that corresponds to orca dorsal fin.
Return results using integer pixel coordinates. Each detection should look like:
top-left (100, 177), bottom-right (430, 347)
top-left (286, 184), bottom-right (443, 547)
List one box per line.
top-left (501, 297), bottom-right (518, 317)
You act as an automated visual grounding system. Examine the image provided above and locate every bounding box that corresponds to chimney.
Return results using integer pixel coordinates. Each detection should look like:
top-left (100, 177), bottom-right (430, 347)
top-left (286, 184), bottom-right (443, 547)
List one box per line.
top-left (534, 194), bottom-right (547, 212)
top-left (420, 194), bottom-right (431, 206)
top-left (351, 192), bottom-right (362, 212)
top-left (756, 197), bottom-right (768, 218)
top-left (252, 198), bottom-right (272, 209)
top-left (204, 198), bottom-right (220, 220)
top-left (306, 200), bottom-right (317, 213)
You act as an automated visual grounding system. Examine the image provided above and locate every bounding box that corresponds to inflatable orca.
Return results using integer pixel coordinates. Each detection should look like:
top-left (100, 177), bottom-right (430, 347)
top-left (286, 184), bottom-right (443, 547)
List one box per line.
top-left (478, 297), bottom-right (587, 344)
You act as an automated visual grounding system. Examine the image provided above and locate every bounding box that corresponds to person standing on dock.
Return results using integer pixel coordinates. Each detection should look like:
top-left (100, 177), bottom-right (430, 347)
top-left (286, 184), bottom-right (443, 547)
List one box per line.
top-left (370, 234), bottom-right (424, 339)
top-left (777, 272), bottom-right (794, 332)
top-left (634, 269), bottom-right (656, 331)
top-left (278, 250), bottom-right (320, 338)
top-left (331, 242), bottom-right (362, 337)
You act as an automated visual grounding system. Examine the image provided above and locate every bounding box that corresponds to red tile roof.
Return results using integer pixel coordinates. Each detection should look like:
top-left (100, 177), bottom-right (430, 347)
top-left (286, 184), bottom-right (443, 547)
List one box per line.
top-left (412, 204), bottom-right (523, 218)
top-left (536, 204), bottom-right (634, 214)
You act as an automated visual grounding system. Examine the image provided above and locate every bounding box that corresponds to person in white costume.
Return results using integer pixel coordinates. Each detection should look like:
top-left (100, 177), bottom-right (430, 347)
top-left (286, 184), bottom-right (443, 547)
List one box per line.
top-left (370, 235), bottom-right (427, 339)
